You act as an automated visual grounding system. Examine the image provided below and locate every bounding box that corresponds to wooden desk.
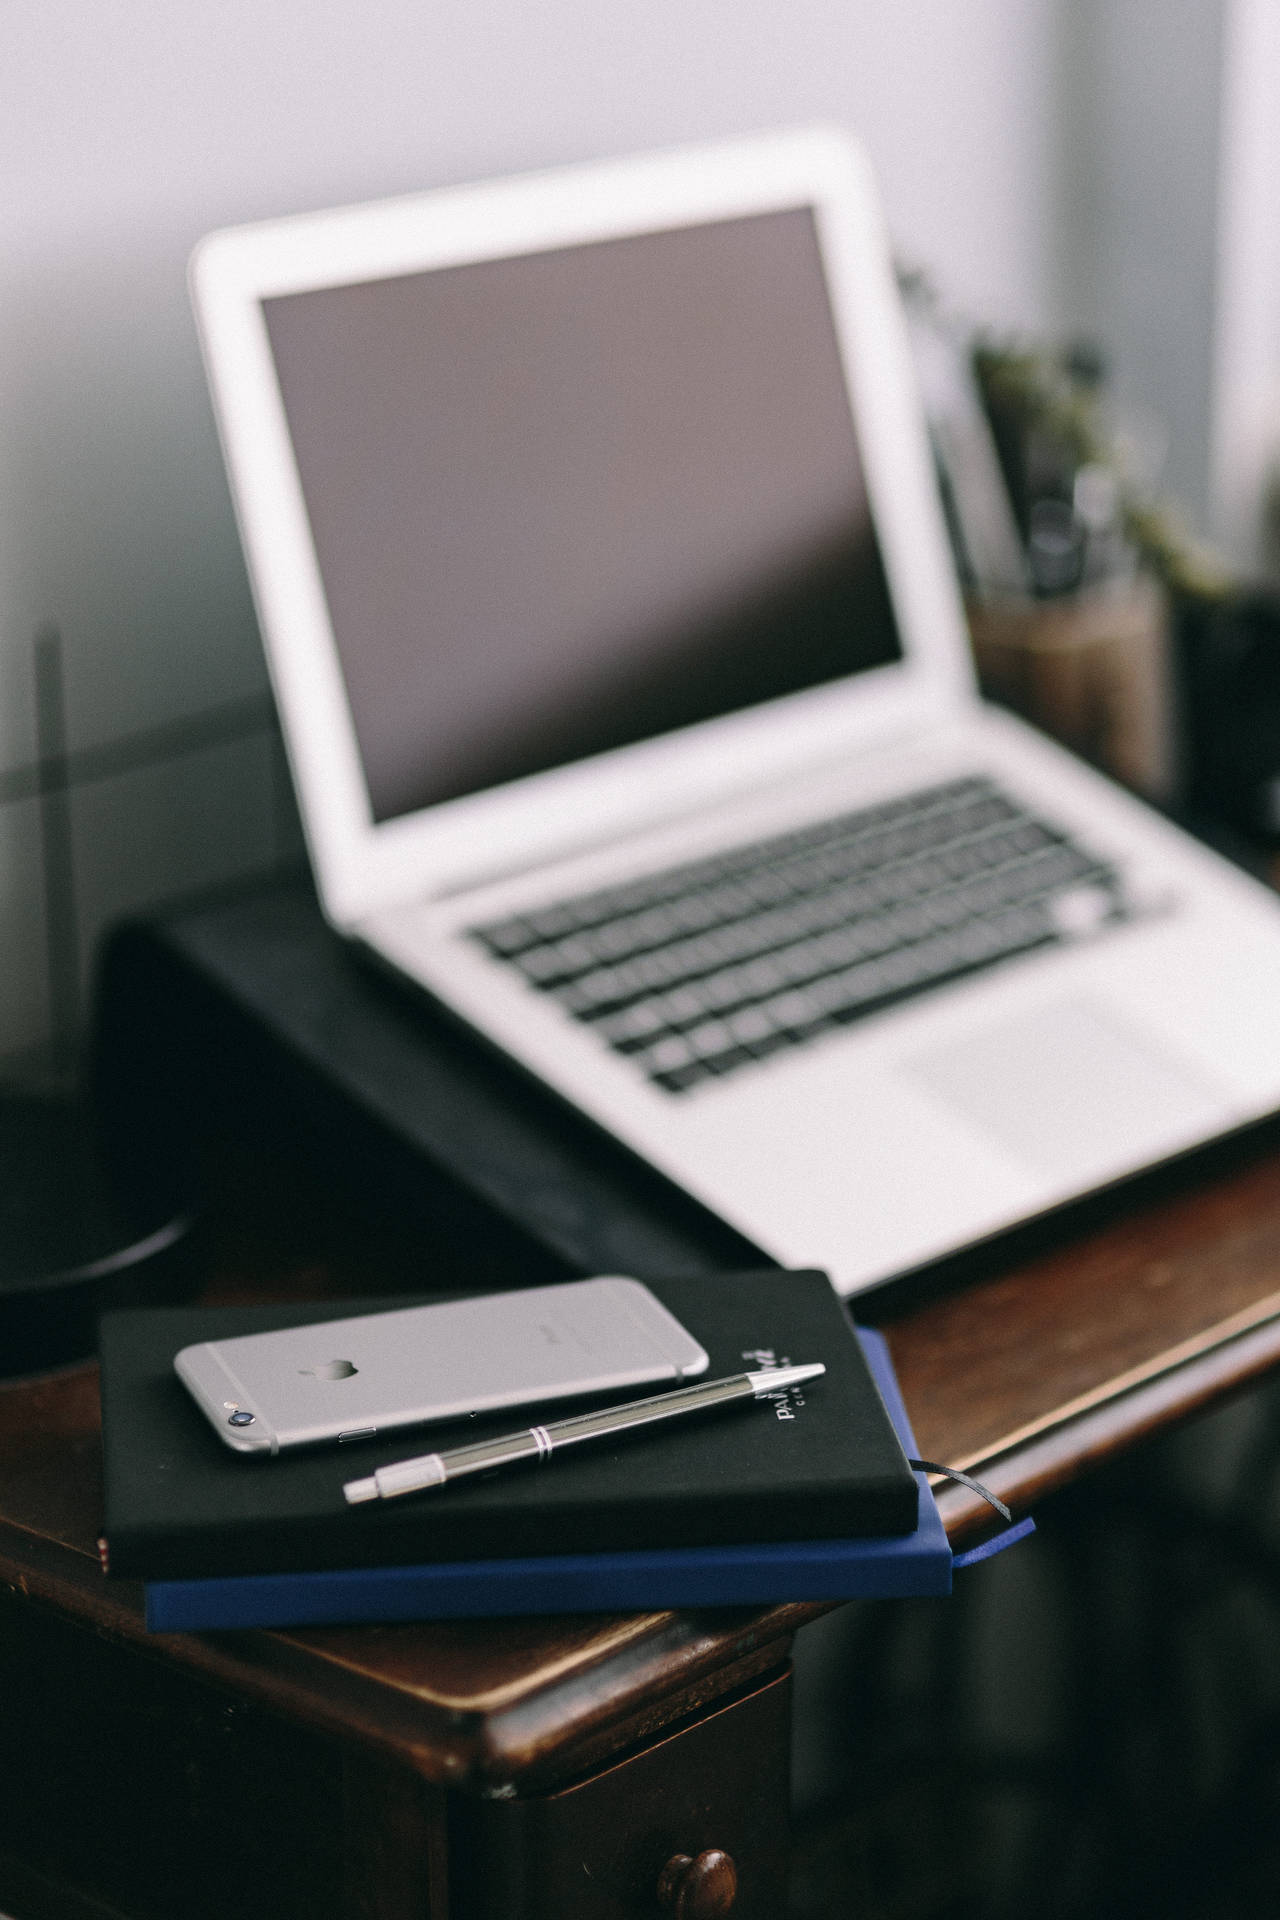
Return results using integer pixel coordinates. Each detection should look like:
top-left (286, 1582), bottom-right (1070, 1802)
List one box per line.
top-left (6, 1133), bottom-right (1280, 1920)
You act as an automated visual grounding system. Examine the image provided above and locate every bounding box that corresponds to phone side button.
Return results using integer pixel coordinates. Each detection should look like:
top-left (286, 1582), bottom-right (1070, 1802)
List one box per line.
top-left (338, 1428), bottom-right (378, 1443)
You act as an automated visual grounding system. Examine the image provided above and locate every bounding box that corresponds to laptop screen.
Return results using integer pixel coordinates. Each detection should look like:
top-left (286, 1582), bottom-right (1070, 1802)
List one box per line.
top-left (262, 205), bottom-right (903, 826)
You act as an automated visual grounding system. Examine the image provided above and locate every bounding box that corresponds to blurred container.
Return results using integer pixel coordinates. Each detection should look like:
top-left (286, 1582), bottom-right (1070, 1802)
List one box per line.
top-left (0, 1091), bottom-right (193, 1378)
top-left (1173, 586), bottom-right (1280, 844)
top-left (968, 572), bottom-right (1175, 802)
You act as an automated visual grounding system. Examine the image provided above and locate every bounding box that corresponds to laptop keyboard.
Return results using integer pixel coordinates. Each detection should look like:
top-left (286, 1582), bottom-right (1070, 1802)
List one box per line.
top-left (470, 775), bottom-right (1132, 1094)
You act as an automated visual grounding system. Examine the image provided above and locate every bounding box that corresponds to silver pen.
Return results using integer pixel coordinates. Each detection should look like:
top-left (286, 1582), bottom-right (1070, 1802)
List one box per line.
top-left (343, 1362), bottom-right (825, 1504)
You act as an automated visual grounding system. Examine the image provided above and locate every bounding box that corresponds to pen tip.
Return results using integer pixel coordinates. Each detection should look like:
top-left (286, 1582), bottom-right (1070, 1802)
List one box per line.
top-left (343, 1476), bottom-right (379, 1504)
top-left (747, 1361), bottom-right (826, 1392)
top-left (781, 1362), bottom-right (826, 1386)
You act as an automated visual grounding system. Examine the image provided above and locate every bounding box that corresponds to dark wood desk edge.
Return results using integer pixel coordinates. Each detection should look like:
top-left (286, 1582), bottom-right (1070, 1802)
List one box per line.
top-left (919, 1305), bottom-right (1280, 1540)
top-left (0, 1510), bottom-right (799, 1794)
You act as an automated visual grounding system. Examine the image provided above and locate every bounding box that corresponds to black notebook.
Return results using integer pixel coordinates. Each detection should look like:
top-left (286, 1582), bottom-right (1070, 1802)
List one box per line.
top-left (99, 1270), bottom-right (918, 1582)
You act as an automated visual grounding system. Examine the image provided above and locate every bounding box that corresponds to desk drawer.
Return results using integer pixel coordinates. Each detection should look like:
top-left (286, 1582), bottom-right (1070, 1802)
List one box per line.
top-left (454, 1665), bottom-right (790, 1920)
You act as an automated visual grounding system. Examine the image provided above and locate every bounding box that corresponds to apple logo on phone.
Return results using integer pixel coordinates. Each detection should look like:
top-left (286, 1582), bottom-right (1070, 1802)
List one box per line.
top-left (300, 1360), bottom-right (359, 1380)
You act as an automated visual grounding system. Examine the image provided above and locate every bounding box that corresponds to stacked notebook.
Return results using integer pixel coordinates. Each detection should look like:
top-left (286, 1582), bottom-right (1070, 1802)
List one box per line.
top-left (98, 1269), bottom-right (955, 1631)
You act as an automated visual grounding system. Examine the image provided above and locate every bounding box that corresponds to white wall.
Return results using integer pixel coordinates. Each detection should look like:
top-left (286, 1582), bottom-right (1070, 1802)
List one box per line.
top-left (1209, 0), bottom-right (1280, 571)
top-left (0, 0), bottom-right (1103, 1071)
top-left (1054, 0), bottom-right (1230, 527)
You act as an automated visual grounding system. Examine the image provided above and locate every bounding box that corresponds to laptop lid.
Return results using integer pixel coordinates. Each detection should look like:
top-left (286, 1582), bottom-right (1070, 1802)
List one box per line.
top-left (192, 127), bottom-right (975, 928)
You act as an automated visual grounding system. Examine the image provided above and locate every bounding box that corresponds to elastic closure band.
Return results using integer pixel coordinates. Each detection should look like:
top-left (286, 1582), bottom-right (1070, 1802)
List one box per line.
top-left (908, 1458), bottom-right (1011, 1520)
top-left (906, 1458), bottom-right (1036, 1571)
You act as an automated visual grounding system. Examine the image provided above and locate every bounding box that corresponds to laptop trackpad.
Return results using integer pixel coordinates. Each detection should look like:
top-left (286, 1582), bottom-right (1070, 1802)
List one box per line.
top-left (906, 997), bottom-right (1228, 1182)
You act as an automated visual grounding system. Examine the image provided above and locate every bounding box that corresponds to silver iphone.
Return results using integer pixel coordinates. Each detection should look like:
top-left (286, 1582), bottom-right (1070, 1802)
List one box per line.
top-left (175, 1276), bottom-right (709, 1454)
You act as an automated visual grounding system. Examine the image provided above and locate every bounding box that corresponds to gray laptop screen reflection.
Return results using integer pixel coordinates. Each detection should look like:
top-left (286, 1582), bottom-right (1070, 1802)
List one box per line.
top-left (263, 207), bottom-right (903, 825)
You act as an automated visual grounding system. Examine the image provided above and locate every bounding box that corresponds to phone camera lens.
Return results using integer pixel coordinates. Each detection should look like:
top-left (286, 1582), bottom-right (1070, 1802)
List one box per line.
top-left (227, 1409), bottom-right (255, 1427)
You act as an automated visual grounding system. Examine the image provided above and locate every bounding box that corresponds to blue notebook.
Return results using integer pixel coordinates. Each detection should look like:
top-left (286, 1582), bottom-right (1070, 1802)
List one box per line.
top-left (144, 1329), bottom-right (953, 1631)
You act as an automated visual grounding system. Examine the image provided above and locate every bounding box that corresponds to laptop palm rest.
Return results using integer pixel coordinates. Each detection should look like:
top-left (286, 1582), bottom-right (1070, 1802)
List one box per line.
top-left (905, 996), bottom-right (1230, 1184)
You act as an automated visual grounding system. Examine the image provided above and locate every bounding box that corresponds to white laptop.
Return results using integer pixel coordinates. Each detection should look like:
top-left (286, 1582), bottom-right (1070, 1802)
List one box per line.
top-left (191, 126), bottom-right (1280, 1297)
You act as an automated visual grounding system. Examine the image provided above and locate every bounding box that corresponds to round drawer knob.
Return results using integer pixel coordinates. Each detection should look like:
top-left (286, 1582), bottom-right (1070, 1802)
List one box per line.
top-left (657, 1848), bottom-right (738, 1917)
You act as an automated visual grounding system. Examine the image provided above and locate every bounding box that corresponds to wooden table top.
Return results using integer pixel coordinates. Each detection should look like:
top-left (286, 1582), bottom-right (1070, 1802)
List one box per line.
top-left (6, 1123), bottom-right (1280, 1793)
top-left (881, 1125), bottom-right (1280, 1533)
